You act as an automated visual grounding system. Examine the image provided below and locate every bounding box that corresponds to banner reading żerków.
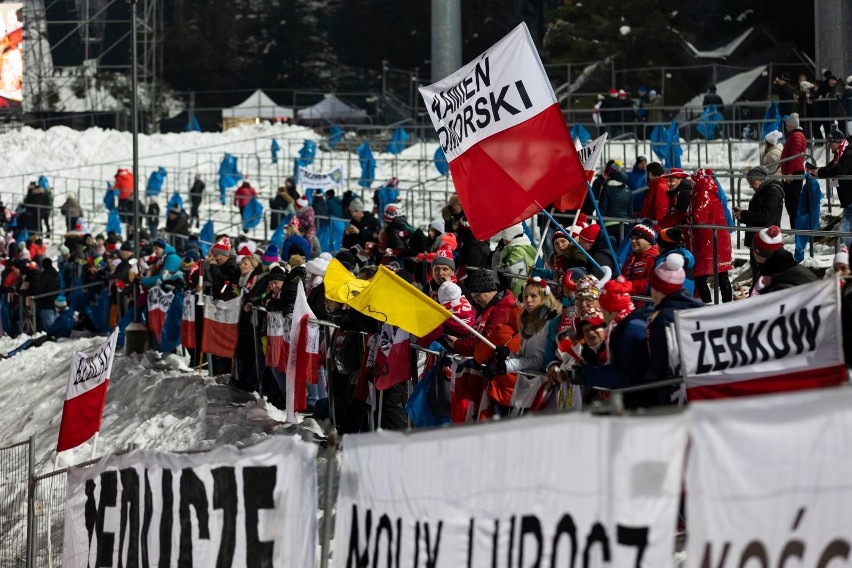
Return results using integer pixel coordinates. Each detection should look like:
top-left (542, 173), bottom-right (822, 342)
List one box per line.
top-left (333, 412), bottom-right (687, 567)
top-left (675, 278), bottom-right (845, 400)
top-left (63, 436), bottom-right (317, 568)
top-left (418, 22), bottom-right (586, 240)
top-left (297, 165), bottom-right (343, 188)
top-left (687, 388), bottom-right (852, 568)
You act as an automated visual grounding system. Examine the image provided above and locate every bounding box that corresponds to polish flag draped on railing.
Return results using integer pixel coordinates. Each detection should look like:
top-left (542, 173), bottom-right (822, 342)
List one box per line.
top-left (419, 22), bottom-right (587, 240)
top-left (554, 133), bottom-right (608, 211)
top-left (285, 283), bottom-right (319, 423)
top-left (266, 310), bottom-right (289, 372)
top-left (57, 329), bottom-right (119, 452)
top-left (146, 285), bottom-right (174, 344)
top-left (200, 295), bottom-right (241, 358)
top-left (180, 293), bottom-right (196, 349)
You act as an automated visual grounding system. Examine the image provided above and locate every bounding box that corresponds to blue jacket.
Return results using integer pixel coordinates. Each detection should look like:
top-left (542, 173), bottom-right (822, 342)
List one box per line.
top-left (141, 244), bottom-right (182, 288)
top-left (47, 308), bottom-right (76, 338)
top-left (627, 166), bottom-right (648, 212)
top-left (326, 195), bottom-right (344, 219)
top-left (647, 290), bottom-right (703, 381)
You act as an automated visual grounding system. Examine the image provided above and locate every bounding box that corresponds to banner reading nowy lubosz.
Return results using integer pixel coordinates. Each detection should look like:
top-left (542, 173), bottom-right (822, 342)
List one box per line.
top-left (687, 388), bottom-right (852, 568)
top-left (57, 329), bottom-right (119, 452)
top-left (297, 165), bottom-right (343, 188)
top-left (333, 412), bottom-right (687, 567)
top-left (419, 22), bottom-right (585, 240)
top-left (63, 436), bottom-right (317, 568)
top-left (675, 278), bottom-right (845, 400)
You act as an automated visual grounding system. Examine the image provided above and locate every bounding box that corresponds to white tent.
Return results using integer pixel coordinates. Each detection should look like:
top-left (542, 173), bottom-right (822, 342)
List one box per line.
top-left (296, 94), bottom-right (369, 123)
top-left (682, 65), bottom-right (767, 110)
top-left (222, 90), bottom-right (293, 120)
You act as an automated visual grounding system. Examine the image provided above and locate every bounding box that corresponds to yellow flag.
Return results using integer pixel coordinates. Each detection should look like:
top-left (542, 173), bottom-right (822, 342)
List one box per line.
top-left (347, 266), bottom-right (452, 337)
top-left (324, 258), bottom-right (369, 303)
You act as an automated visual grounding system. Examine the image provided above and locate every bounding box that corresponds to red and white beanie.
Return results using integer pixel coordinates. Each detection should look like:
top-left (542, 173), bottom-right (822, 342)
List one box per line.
top-left (753, 225), bottom-right (783, 254)
top-left (834, 247), bottom-right (849, 267)
top-left (295, 196), bottom-right (309, 209)
top-left (650, 253), bottom-right (686, 296)
top-left (437, 281), bottom-right (463, 306)
top-left (579, 223), bottom-right (601, 244)
top-left (599, 276), bottom-right (633, 313)
top-left (211, 236), bottom-right (231, 256)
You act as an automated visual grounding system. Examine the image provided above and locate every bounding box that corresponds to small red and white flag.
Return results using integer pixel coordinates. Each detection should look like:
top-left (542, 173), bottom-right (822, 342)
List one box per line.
top-left (419, 22), bottom-right (586, 240)
top-left (180, 293), bottom-right (196, 349)
top-left (57, 329), bottom-right (119, 452)
top-left (368, 324), bottom-right (411, 391)
top-left (677, 279), bottom-right (846, 400)
top-left (286, 282), bottom-right (319, 423)
top-left (555, 133), bottom-right (608, 211)
top-left (146, 285), bottom-right (174, 343)
top-left (200, 295), bottom-right (241, 358)
top-left (266, 310), bottom-right (289, 372)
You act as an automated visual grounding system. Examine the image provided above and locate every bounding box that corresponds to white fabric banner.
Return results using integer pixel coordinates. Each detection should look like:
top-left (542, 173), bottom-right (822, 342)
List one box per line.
top-left (62, 436), bottom-right (317, 568)
top-left (418, 22), bottom-right (556, 161)
top-left (687, 388), bottom-right (852, 568)
top-left (66, 328), bottom-right (118, 400)
top-left (333, 413), bottom-right (687, 567)
top-left (297, 165), bottom-right (343, 188)
top-left (675, 278), bottom-right (842, 386)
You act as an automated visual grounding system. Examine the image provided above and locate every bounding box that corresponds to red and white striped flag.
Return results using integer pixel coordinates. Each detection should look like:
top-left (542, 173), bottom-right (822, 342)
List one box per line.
top-left (419, 22), bottom-right (586, 240)
top-left (555, 133), bottom-right (608, 211)
top-left (200, 295), bottom-right (241, 359)
top-left (266, 310), bottom-right (289, 371)
top-left (285, 282), bottom-right (319, 423)
top-left (146, 285), bottom-right (174, 343)
top-left (57, 329), bottom-right (119, 452)
top-left (180, 293), bottom-right (196, 349)
top-left (368, 324), bottom-right (411, 391)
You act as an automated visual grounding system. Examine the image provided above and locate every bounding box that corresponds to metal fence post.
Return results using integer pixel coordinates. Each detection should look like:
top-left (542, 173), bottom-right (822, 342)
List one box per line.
top-left (26, 436), bottom-right (35, 568)
top-left (712, 228), bottom-right (720, 305)
top-left (319, 433), bottom-right (338, 568)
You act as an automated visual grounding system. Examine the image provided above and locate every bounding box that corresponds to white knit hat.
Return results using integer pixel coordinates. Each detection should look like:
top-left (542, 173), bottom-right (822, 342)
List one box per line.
top-left (764, 130), bottom-right (783, 145)
top-left (437, 281), bottom-right (463, 306)
top-left (494, 223), bottom-right (524, 243)
top-left (429, 218), bottom-right (445, 234)
top-left (834, 247), bottom-right (849, 267)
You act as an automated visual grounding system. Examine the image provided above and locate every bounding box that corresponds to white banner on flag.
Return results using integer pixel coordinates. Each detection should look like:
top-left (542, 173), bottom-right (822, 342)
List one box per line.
top-left (66, 328), bottom-right (119, 401)
top-left (419, 22), bottom-right (556, 161)
top-left (687, 388), bottom-right (852, 568)
top-left (63, 436), bottom-right (317, 568)
top-left (297, 165), bottom-right (343, 188)
top-left (333, 413), bottom-right (687, 567)
top-left (675, 278), bottom-right (843, 387)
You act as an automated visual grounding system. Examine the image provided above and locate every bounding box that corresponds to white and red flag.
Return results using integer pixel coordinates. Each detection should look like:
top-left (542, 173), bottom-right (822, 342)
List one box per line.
top-left (676, 278), bottom-right (846, 400)
top-left (200, 295), bottom-right (241, 358)
top-left (57, 329), bottom-right (119, 452)
top-left (146, 285), bottom-right (174, 343)
top-left (555, 133), bottom-right (608, 211)
top-left (419, 22), bottom-right (586, 240)
top-left (368, 324), bottom-right (411, 391)
top-left (180, 292), bottom-right (196, 349)
top-left (266, 310), bottom-right (289, 372)
top-left (285, 283), bottom-right (319, 423)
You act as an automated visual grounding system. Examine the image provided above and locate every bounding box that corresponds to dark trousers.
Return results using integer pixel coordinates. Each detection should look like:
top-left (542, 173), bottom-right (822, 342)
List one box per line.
top-left (190, 196), bottom-right (202, 225)
top-left (695, 272), bottom-right (733, 303)
top-left (783, 175), bottom-right (804, 227)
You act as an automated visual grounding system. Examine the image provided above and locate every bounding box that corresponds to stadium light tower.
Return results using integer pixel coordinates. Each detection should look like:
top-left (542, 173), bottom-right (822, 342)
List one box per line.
top-left (431, 0), bottom-right (461, 82)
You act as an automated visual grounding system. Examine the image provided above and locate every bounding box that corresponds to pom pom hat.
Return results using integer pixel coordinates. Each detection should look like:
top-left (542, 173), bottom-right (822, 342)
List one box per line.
top-left (599, 276), bottom-right (633, 313)
top-left (753, 225), bottom-right (783, 254)
top-left (650, 253), bottom-right (686, 295)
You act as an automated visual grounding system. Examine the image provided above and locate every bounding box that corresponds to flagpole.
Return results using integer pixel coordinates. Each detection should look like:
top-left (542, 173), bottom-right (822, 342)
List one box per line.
top-left (450, 314), bottom-right (497, 350)
top-left (583, 181), bottom-right (622, 275)
top-left (536, 207), bottom-right (605, 276)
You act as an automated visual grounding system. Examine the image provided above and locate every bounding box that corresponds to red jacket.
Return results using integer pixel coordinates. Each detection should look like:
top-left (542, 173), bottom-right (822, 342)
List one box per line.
top-left (687, 176), bottom-right (733, 277)
top-left (780, 129), bottom-right (807, 174)
top-left (233, 184), bottom-right (257, 208)
top-left (623, 245), bottom-right (660, 294)
top-left (115, 169), bottom-right (134, 200)
top-left (641, 177), bottom-right (669, 222)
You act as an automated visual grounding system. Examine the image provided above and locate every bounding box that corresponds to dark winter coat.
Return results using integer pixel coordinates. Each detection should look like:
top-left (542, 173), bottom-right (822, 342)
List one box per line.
top-left (24, 188), bottom-right (49, 231)
top-left (165, 210), bottom-right (190, 237)
top-left (581, 306), bottom-right (658, 409)
top-left (190, 178), bottom-right (205, 198)
top-left (32, 263), bottom-right (60, 310)
top-left (282, 234), bottom-right (312, 260)
top-left (206, 258), bottom-right (240, 301)
top-left (687, 176), bottom-right (732, 277)
top-left (647, 291), bottom-right (703, 381)
top-left (341, 212), bottom-right (381, 250)
top-left (760, 249), bottom-right (817, 293)
top-left (147, 202), bottom-right (160, 229)
top-left (585, 231), bottom-right (616, 277)
top-left (739, 180), bottom-right (784, 247)
top-left (816, 136), bottom-right (852, 208)
top-left (599, 176), bottom-right (632, 220)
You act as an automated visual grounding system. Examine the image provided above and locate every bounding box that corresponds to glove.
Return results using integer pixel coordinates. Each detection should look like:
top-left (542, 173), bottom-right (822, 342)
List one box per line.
top-left (494, 345), bottom-right (510, 361)
top-left (567, 365), bottom-right (584, 386)
top-left (482, 354), bottom-right (508, 379)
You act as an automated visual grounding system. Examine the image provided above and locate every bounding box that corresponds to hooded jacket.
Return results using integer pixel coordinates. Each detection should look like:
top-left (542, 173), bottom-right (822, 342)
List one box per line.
top-left (141, 244), bottom-right (182, 288)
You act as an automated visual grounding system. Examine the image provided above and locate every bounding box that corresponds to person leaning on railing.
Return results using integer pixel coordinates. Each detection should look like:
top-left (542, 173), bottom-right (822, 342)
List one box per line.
top-left (807, 127), bottom-right (852, 246)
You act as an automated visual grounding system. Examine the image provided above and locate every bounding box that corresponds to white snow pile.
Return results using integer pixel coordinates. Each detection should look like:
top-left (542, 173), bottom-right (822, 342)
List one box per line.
top-left (0, 334), bottom-right (326, 473)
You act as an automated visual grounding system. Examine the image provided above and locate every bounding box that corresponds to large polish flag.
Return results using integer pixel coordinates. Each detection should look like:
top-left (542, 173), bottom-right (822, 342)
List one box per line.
top-left (146, 285), bottom-right (174, 343)
top-left (419, 22), bottom-right (586, 240)
top-left (57, 329), bottom-right (119, 452)
top-left (200, 295), bottom-right (241, 358)
top-left (285, 282), bottom-right (319, 423)
top-left (676, 278), bottom-right (847, 401)
top-left (180, 292), bottom-right (196, 349)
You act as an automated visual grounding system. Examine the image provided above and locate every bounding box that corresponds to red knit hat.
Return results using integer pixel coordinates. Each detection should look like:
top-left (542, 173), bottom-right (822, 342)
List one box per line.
top-left (579, 224), bottom-right (601, 244)
top-left (753, 225), bottom-right (783, 254)
top-left (599, 276), bottom-right (633, 313)
top-left (650, 253), bottom-right (686, 296)
top-left (211, 236), bottom-right (231, 256)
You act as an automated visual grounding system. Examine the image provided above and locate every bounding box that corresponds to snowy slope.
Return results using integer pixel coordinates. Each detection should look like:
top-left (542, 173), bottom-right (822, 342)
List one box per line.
top-left (0, 333), bottom-right (325, 473)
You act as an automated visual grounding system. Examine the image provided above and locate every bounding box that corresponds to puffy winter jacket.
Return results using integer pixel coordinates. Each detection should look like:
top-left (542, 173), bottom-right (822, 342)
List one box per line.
top-left (622, 245), bottom-right (659, 294)
top-left (780, 129), bottom-right (806, 175)
top-left (647, 290), bottom-right (703, 381)
top-left (233, 184), bottom-right (257, 208)
top-left (739, 180), bottom-right (784, 247)
top-left (641, 177), bottom-right (669, 222)
top-left (141, 244), bottom-right (182, 288)
top-left (600, 177), bottom-right (633, 220)
top-left (499, 234), bottom-right (537, 296)
top-left (687, 176), bottom-right (732, 277)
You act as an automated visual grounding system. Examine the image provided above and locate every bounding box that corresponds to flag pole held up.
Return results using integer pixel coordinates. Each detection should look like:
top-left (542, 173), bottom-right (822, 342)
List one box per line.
top-left (537, 207), bottom-right (605, 276)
